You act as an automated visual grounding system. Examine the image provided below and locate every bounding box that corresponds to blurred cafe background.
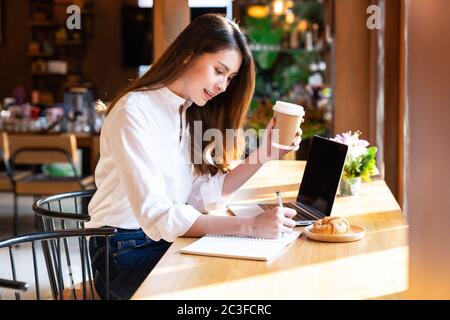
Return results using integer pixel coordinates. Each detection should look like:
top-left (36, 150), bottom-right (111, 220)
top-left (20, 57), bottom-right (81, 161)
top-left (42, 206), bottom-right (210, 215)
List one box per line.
top-left (0, 0), bottom-right (449, 299)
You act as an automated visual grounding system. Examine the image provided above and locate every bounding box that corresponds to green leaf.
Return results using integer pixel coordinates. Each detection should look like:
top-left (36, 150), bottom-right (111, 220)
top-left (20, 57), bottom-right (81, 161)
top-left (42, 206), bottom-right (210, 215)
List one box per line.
top-left (249, 99), bottom-right (260, 113)
top-left (254, 74), bottom-right (267, 96)
top-left (367, 146), bottom-right (377, 158)
top-left (293, 0), bottom-right (324, 25)
top-left (254, 51), bottom-right (279, 70)
top-left (361, 171), bottom-right (371, 182)
top-left (345, 146), bottom-right (378, 180)
top-left (244, 16), bottom-right (283, 44)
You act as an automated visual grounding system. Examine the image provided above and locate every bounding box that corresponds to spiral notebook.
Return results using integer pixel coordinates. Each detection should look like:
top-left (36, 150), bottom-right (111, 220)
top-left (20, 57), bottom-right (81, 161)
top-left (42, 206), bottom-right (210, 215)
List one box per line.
top-left (180, 231), bottom-right (301, 261)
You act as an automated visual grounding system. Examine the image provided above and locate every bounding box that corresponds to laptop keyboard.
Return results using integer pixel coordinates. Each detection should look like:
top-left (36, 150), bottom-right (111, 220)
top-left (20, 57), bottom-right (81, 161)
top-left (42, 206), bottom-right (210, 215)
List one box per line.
top-left (258, 202), bottom-right (317, 221)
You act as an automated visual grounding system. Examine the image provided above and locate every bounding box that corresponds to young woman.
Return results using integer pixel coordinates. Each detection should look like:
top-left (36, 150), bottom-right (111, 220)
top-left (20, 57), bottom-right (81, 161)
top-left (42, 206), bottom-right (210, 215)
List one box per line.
top-left (87, 14), bottom-right (302, 300)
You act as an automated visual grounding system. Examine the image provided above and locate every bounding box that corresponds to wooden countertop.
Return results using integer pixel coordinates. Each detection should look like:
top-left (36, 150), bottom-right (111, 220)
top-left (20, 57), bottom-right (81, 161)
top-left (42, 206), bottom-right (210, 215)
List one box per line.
top-left (132, 160), bottom-right (408, 300)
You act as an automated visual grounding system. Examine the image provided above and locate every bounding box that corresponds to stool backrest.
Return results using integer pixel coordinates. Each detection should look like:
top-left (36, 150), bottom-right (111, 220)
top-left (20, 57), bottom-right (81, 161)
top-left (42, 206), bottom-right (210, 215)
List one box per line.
top-left (7, 134), bottom-right (78, 165)
top-left (33, 189), bottom-right (95, 227)
top-left (0, 228), bottom-right (115, 300)
top-left (32, 190), bottom-right (97, 299)
top-left (0, 132), bottom-right (8, 160)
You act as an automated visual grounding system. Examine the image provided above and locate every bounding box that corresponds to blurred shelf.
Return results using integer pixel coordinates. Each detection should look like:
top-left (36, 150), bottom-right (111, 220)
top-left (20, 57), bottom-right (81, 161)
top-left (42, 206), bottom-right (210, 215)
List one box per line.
top-left (250, 46), bottom-right (323, 54)
top-left (53, 0), bottom-right (93, 4)
top-left (31, 72), bottom-right (67, 76)
top-left (62, 82), bottom-right (95, 89)
top-left (28, 0), bottom-right (95, 103)
top-left (27, 20), bottom-right (58, 27)
top-left (55, 40), bottom-right (84, 46)
top-left (53, 0), bottom-right (95, 13)
top-left (28, 52), bottom-right (55, 58)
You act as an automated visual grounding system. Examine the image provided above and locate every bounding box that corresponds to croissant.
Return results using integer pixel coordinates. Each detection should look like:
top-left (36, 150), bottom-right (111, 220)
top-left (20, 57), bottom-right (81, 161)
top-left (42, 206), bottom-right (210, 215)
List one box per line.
top-left (311, 217), bottom-right (351, 235)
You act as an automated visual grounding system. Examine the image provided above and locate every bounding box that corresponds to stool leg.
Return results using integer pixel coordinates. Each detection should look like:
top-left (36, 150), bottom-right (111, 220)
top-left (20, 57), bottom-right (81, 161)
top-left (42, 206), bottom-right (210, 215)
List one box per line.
top-left (13, 193), bottom-right (18, 236)
top-left (33, 196), bottom-right (40, 231)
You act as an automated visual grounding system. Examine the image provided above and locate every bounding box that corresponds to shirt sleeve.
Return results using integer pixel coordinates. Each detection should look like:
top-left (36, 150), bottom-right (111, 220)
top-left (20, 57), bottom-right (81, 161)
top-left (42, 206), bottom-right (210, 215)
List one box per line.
top-left (187, 171), bottom-right (232, 213)
top-left (105, 102), bottom-right (201, 242)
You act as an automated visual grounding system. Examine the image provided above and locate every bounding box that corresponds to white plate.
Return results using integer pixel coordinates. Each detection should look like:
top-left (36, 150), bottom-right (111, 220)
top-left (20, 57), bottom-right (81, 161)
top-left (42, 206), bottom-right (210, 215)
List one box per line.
top-left (303, 224), bottom-right (366, 243)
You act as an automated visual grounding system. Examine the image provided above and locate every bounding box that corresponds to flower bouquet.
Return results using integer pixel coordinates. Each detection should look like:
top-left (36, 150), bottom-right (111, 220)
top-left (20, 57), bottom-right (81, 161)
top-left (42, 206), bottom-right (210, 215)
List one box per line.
top-left (332, 131), bottom-right (377, 196)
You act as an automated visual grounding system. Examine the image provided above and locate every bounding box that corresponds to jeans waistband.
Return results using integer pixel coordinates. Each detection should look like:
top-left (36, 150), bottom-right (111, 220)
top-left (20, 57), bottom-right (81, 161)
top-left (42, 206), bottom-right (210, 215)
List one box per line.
top-left (92, 226), bottom-right (146, 247)
top-left (103, 226), bottom-right (141, 233)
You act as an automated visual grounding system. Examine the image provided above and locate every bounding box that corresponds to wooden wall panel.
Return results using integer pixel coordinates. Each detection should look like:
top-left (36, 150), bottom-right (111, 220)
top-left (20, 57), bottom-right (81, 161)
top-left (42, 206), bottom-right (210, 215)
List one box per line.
top-left (405, 0), bottom-right (450, 299)
top-left (0, 1), bottom-right (31, 99)
top-left (333, 0), bottom-right (374, 144)
top-left (153, 0), bottom-right (190, 61)
top-left (398, 0), bottom-right (405, 208)
top-left (83, 0), bottom-right (138, 101)
top-left (384, 0), bottom-right (401, 200)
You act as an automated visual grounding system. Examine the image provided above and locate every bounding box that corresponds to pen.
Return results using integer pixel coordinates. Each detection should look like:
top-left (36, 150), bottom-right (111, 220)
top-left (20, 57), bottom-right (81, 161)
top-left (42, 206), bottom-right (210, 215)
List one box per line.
top-left (276, 190), bottom-right (283, 207)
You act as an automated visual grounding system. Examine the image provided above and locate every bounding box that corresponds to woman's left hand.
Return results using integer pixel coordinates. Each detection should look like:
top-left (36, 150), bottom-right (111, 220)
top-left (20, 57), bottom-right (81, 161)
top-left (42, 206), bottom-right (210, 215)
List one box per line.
top-left (256, 117), bottom-right (303, 164)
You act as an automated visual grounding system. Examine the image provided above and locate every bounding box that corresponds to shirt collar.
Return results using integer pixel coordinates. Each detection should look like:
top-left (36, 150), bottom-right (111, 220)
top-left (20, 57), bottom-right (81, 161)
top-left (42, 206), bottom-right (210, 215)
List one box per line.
top-left (158, 86), bottom-right (193, 112)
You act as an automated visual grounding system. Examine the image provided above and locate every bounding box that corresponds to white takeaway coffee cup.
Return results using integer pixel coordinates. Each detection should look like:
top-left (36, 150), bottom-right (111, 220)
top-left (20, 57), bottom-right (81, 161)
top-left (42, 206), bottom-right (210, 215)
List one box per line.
top-left (272, 101), bottom-right (305, 150)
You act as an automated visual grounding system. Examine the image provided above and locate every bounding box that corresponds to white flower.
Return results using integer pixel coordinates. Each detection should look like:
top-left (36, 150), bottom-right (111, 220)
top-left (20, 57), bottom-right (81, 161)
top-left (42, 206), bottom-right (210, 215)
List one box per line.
top-left (348, 145), bottom-right (367, 160)
top-left (331, 131), bottom-right (369, 161)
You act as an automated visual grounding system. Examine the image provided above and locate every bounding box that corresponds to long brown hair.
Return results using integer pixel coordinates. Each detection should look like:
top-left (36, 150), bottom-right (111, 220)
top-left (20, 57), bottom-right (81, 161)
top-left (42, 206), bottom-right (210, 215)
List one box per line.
top-left (107, 14), bottom-right (255, 176)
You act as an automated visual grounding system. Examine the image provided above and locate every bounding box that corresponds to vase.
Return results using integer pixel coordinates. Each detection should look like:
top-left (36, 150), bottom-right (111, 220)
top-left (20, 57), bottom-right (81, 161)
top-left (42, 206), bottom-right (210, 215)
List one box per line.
top-left (339, 177), bottom-right (362, 196)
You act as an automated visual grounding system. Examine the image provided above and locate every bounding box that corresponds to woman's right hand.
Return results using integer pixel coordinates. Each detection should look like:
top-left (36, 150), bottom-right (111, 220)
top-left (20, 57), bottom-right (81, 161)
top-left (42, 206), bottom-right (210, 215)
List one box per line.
top-left (257, 117), bottom-right (303, 164)
top-left (249, 207), bottom-right (297, 239)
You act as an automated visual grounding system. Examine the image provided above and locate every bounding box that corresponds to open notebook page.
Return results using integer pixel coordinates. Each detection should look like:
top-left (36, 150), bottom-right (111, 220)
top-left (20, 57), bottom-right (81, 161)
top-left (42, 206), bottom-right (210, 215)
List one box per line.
top-left (180, 231), bottom-right (301, 261)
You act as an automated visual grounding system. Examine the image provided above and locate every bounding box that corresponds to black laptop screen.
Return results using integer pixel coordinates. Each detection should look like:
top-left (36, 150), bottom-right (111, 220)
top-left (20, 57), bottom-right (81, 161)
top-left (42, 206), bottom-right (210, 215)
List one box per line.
top-left (296, 136), bottom-right (348, 215)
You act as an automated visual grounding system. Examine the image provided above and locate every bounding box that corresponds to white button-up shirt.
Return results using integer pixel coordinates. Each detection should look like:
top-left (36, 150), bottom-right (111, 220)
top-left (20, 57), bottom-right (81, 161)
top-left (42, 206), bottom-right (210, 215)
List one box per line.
top-left (86, 87), bottom-right (228, 242)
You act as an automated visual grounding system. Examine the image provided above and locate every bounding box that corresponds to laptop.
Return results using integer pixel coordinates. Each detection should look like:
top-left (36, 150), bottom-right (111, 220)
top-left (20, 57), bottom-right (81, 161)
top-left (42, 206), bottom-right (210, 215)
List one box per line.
top-left (227, 135), bottom-right (348, 226)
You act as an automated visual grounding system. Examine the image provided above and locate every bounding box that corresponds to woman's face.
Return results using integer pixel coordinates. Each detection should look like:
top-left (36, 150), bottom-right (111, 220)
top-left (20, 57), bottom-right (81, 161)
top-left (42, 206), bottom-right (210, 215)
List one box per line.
top-left (182, 48), bottom-right (243, 106)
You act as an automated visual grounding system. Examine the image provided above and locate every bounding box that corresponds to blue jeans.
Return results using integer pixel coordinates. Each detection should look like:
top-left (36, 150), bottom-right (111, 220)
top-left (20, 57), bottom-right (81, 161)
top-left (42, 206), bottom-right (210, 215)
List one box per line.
top-left (89, 227), bottom-right (171, 300)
